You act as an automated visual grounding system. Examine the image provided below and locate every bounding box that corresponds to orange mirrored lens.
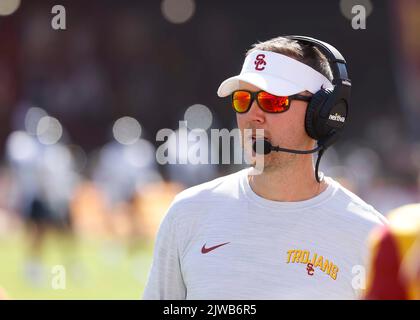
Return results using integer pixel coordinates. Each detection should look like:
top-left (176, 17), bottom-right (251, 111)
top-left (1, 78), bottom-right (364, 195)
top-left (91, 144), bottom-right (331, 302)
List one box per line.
top-left (257, 92), bottom-right (289, 113)
top-left (232, 91), bottom-right (251, 113)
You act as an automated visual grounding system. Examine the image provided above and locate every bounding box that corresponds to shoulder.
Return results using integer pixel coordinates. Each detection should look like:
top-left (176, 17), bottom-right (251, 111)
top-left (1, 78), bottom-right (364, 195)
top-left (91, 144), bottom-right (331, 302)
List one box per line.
top-left (163, 168), bottom-right (247, 221)
top-left (325, 177), bottom-right (388, 229)
top-left (173, 169), bottom-right (245, 204)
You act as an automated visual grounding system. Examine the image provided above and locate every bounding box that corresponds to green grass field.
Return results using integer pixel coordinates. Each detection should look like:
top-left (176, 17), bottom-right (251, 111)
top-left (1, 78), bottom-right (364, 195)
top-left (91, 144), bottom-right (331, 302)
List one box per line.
top-left (0, 232), bottom-right (154, 299)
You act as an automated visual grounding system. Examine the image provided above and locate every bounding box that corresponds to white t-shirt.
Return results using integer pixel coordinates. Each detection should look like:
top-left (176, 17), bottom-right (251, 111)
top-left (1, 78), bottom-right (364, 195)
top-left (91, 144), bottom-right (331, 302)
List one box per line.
top-left (143, 168), bottom-right (387, 300)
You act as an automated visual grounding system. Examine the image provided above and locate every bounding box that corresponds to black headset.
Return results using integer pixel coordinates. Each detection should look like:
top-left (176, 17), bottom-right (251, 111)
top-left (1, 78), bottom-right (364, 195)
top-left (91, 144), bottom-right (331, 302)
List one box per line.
top-left (285, 35), bottom-right (351, 148)
top-left (285, 35), bottom-right (352, 182)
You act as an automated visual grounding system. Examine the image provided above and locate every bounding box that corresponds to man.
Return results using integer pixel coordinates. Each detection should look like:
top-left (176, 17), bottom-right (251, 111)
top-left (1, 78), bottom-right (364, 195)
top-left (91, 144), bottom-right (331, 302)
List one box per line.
top-left (143, 36), bottom-right (387, 299)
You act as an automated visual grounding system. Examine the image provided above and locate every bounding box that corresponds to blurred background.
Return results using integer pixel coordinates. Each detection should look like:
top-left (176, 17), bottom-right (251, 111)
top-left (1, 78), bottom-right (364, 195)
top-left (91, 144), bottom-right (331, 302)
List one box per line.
top-left (0, 0), bottom-right (419, 299)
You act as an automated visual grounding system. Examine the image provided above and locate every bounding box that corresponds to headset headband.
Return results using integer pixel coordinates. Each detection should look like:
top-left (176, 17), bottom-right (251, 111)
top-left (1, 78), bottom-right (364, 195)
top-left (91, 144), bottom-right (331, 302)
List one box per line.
top-left (285, 35), bottom-right (351, 87)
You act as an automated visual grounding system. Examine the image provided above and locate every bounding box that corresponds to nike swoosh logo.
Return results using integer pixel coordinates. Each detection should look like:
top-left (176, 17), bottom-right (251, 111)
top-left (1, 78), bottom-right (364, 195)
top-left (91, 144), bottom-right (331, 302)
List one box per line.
top-left (201, 242), bottom-right (230, 254)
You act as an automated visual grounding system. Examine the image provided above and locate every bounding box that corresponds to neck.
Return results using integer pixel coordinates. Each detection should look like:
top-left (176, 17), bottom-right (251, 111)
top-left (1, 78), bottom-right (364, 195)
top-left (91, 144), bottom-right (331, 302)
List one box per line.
top-left (248, 155), bottom-right (327, 202)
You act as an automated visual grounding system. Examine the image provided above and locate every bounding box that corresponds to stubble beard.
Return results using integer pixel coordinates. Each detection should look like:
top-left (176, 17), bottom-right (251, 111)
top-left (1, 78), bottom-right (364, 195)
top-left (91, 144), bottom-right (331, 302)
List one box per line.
top-left (248, 149), bottom-right (297, 174)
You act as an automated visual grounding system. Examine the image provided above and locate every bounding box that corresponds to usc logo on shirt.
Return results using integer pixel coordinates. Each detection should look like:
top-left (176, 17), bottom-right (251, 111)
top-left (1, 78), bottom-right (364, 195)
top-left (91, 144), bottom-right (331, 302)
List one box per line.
top-left (286, 249), bottom-right (339, 280)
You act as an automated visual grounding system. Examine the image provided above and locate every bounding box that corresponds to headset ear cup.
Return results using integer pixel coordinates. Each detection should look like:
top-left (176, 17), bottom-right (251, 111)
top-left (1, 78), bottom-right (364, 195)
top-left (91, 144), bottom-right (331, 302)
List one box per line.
top-left (305, 90), bottom-right (328, 140)
top-left (304, 100), bottom-right (317, 140)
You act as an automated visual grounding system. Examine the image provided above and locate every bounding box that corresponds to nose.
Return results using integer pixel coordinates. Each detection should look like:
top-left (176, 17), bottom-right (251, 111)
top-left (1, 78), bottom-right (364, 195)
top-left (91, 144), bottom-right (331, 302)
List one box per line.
top-left (245, 100), bottom-right (265, 124)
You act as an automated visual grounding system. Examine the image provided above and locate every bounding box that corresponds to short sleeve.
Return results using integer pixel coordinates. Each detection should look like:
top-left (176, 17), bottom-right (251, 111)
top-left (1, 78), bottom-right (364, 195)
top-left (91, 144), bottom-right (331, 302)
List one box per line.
top-left (142, 207), bottom-right (187, 300)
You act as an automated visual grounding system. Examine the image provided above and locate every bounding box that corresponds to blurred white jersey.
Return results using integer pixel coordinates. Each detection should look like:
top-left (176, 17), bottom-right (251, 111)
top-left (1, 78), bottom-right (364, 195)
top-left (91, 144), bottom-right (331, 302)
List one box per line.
top-left (143, 168), bottom-right (387, 300)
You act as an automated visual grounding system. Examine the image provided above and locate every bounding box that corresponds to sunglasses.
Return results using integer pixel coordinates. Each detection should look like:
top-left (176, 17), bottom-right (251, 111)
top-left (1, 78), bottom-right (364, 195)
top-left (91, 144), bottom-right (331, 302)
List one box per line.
top-left (231, 90), bottom-right (312, 114)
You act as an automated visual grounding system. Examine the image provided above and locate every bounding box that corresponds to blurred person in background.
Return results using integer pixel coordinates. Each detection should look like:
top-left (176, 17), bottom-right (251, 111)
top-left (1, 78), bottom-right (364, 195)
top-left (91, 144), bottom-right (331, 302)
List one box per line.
top-left (93, 137), bottom-right (161, 212)
top-left (143, 36), bottom-right (387, 299)
top-left (365, 203), bottom-right (420, 300)
top-left (5, 128), bottom-right (80, 286)
top-left (92, 134), bottom-right (163, 252)
top-left (165, 123), bottom-right (219, 188)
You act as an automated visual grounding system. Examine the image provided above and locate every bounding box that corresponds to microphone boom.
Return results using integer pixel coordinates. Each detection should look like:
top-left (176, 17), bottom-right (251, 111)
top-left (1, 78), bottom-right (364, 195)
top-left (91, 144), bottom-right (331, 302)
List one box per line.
top-left (252, 140), bottom-right (322, 155)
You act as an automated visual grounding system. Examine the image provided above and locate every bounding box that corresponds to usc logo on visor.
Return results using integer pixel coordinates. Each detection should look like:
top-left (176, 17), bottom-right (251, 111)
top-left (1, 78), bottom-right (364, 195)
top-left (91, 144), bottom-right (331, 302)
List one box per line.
top-left (254, 54), bottom-right (266, 71)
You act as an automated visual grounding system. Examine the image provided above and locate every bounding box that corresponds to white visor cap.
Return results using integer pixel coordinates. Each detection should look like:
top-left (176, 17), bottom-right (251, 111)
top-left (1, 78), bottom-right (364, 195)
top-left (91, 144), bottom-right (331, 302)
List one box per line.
top-left (217, 50), bottom-right (333, 97)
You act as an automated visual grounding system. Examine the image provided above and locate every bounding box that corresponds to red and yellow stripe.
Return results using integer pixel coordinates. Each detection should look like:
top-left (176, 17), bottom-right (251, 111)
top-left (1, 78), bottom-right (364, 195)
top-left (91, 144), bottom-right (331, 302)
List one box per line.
top-left (365, 204), bottom-right (420, 300)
